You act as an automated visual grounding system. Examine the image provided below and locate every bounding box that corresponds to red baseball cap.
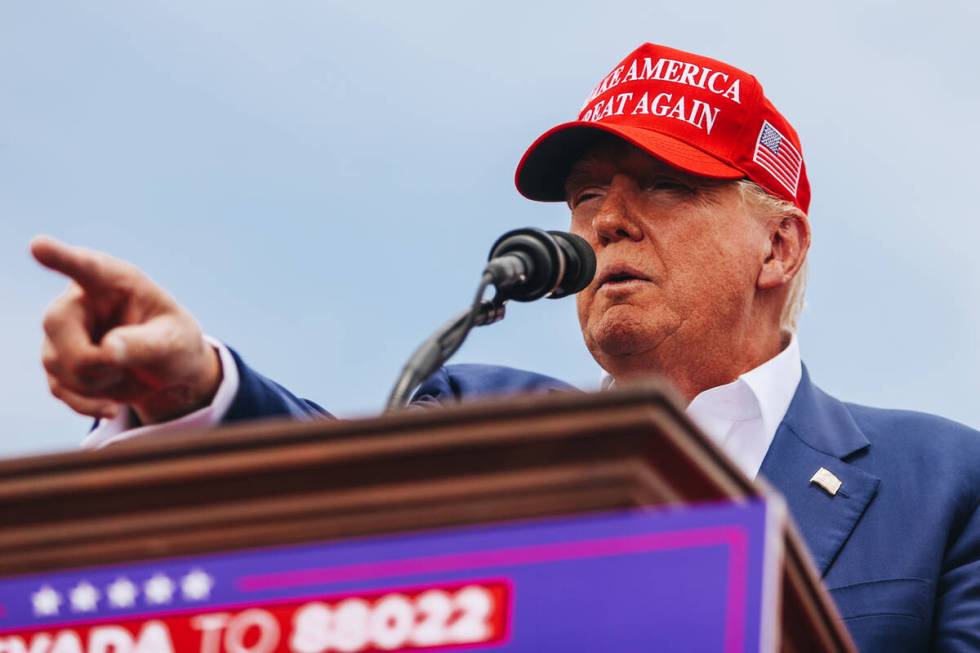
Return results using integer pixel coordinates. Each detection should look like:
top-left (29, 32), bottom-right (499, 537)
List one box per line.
top-left (515, 43), bottom-right (810, 213)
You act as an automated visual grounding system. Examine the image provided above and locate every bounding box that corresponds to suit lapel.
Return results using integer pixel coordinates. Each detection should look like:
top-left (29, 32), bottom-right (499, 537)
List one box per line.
top-left (759, 368), bottom-right (880, 576)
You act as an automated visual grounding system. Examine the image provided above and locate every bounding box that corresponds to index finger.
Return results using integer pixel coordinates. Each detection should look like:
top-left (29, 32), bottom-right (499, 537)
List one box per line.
top-left (31, 236), bottom-right (125, 292)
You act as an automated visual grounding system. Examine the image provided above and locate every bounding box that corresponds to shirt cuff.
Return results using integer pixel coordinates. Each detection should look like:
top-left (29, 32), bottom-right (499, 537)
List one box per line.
top-left (80, 336), bottom-right (240, 449)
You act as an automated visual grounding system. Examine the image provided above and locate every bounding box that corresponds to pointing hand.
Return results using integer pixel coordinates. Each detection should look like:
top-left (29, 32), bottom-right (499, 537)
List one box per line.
top-left (32, 236), bottom-right (222, 425)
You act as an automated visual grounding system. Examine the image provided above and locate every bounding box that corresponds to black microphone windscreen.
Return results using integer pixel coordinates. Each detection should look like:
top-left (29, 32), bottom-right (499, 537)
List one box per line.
top-left (487, 228), bottom-right (563, 301)
top-left (548, 231), bottom-right (596, 299)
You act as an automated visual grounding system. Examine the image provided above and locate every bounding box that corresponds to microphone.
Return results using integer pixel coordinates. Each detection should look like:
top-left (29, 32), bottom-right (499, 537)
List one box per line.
top-left (484, 228), bottom-right (596, 301)
top-left (385, 227), bottom-right (595, 411)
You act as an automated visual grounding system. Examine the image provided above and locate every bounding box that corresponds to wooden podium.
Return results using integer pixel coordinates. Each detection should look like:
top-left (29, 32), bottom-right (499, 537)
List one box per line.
top-left (0, 382), bottom-right (854, 652)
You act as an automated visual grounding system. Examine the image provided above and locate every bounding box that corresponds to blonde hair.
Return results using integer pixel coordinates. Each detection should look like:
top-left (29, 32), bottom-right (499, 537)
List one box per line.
top-left (737, 180), bottom-right (808, 332)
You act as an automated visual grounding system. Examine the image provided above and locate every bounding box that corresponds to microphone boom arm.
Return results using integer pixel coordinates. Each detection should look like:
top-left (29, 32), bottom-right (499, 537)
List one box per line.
top-left (384, 273), bottom-right (505, 411)
top-left (383, 228), bottom-right (594, 412)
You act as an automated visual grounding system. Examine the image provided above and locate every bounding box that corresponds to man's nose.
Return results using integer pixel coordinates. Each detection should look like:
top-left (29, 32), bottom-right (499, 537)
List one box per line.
top-left (593, 175), bottom-right (643, 246)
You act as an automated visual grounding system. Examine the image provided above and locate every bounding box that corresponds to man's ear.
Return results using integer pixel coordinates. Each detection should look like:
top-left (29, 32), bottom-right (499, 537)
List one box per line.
top-left (758, 213), bottom-right (810, 290)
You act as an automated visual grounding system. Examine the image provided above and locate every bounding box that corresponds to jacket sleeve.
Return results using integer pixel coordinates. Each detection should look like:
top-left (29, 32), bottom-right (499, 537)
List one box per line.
top-left (411, 363), bottom-right (578, 406)
top-left (221, 346), bottom-right (331, 423)
top-left (932, 494), bottom-right (980, 650)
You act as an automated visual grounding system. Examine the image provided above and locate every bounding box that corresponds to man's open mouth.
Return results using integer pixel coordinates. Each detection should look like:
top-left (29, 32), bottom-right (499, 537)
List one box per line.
top-left (597, 266), bottom-right (651, 288)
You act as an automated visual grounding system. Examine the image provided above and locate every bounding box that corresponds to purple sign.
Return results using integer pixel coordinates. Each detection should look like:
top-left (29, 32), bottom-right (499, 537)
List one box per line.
top-left (0, 499), bottom-right (779, 652)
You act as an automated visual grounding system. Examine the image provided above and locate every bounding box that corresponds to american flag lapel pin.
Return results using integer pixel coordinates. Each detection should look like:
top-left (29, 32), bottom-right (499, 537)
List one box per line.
top-left (810, 467), bottom-right (842, 496)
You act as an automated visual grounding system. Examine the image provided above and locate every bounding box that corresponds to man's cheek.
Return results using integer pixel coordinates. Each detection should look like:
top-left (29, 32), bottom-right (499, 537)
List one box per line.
top-left (575, 293), bottom-right (591, 328)
top-left (568, 216), bottom-right (590, 239)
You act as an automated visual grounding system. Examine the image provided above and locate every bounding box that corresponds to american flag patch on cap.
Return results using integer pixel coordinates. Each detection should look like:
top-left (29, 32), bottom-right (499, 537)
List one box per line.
top-left (753, 121), bottom-right (802, 197)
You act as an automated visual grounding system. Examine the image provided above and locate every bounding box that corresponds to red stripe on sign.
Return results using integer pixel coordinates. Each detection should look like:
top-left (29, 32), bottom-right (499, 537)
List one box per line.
top-left (0, 581), bottom-right (511, 653)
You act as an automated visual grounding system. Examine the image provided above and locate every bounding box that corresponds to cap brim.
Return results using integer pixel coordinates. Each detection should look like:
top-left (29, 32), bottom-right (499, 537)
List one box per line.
top-left (515, 121), bottom-right (745, 202)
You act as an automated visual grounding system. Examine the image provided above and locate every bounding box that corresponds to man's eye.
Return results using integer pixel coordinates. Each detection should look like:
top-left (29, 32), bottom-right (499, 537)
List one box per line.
top-left (646, 179), bottom-right (688, 192)
top-left (572, 190), bottom-right (603, 207)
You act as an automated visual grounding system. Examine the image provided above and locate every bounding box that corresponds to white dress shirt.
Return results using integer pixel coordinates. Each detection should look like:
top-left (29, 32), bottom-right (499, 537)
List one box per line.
top-left (601, 334), bottom-right (802, 479)
top-left (87, 335), bottom-right (803, 479)
top-left (684, 334), bottom-right (801, 479)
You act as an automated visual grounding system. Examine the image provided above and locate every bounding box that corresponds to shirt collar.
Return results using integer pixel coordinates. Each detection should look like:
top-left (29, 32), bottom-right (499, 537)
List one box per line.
top-left (685, 333), bottom-right (801, 432)
top-left (600, 333), bottom-right (802, 440)
top-left (737, 332), bottom-right (802, 447)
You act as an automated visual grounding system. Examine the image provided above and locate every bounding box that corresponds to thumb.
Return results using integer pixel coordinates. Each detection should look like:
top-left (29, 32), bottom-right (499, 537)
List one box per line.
top-left (100, 317), bottom-right (220, 421)
top-left (102, 318), bottom-right (179, 370)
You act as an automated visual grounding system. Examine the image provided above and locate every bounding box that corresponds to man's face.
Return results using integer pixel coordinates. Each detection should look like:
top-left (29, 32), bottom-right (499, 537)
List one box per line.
top-left (566, 138), bottom-right (771, 377)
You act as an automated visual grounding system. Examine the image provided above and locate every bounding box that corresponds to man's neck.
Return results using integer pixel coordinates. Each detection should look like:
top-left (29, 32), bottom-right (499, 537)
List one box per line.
top-left (608, 329), bottom-right (789, 404)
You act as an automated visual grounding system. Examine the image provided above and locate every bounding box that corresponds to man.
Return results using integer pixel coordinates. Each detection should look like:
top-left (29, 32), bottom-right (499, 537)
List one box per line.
top-left (33, 43), bottom-right (980, 651)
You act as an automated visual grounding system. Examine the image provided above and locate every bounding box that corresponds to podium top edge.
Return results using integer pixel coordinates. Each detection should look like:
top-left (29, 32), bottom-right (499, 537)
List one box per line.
top-left (2, 379), bottom-right (687, 475)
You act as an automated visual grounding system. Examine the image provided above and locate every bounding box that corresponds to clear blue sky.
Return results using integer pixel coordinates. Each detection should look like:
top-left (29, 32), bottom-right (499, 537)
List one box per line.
top-left (2, 1), bottom-right (978, 457)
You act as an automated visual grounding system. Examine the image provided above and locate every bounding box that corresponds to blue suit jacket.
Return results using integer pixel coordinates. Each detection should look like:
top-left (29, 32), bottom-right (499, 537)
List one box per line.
top-left (224, 351), bottom-right (980, 652)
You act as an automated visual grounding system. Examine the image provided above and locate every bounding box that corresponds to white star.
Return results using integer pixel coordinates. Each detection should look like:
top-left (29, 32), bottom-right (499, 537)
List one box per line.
top-left (69, 581), bottom-right (100, 613)
top-left (107, 577), bottom-right (138, 608)
top-left (181, 569), bottom-right (213, 601)
top-left (144, 574), bottom-right (175, 605)
top-left (32, 585), bottom-right (61, 616)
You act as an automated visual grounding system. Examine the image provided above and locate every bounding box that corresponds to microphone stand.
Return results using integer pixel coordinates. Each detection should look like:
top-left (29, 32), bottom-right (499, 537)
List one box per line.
top-left (384, 273), bottom-right (507, 411)
top-left (383, 227), bottom-right (593, 411)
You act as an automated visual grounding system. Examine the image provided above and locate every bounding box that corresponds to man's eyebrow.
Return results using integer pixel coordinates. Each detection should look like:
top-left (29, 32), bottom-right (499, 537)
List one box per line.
top-left (564, 161), bottom-right (603, 193)
top-left (564, 170), bottom-right (590, 190)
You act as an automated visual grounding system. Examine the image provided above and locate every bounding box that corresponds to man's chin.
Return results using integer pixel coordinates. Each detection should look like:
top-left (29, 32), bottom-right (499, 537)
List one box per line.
top-left (586, 306), bottom-right (679, 358)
